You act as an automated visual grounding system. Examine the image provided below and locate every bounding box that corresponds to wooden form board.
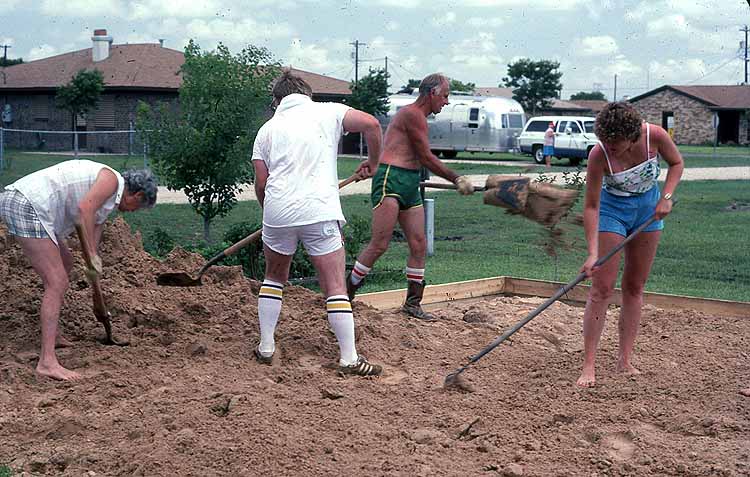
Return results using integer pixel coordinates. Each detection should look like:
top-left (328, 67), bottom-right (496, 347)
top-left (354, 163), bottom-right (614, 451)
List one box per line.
top-left (357, 275), bottom-right (750, 318)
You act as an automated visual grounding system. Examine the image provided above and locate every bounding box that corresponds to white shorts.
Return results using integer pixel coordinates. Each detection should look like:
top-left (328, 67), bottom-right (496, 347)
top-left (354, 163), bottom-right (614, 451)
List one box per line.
top-left (262, 220), bottom-right (343, 256)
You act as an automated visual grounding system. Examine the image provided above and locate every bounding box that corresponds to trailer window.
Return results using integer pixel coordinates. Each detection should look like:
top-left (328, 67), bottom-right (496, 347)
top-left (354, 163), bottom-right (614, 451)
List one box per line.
top-left (508, 114), bottom-right (524, 128)
top-left (469, 108), bottom-right (479, 121)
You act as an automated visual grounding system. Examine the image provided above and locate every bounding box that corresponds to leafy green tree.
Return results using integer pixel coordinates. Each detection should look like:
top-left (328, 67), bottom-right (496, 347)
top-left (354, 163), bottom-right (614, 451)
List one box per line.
top-left (449, 79), bottom-right (475, 93)
top-left (502, 59), bottom-right (563, 115)
top-left (137, 40), bottom-right (279, 242)
top-left (397, 78), bottom-right (421, 94)
top-left (0, 57), bottom-right (23, 66)
top-left (570, 91), bottom-right (607, 101)
top-left (55, 69), bottom-right (105, 150)
top-left (348, 67), bottom-right (390, 116)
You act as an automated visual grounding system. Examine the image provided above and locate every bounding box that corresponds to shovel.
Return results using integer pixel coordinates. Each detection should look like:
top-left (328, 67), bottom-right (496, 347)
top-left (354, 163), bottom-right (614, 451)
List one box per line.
top-left (75, 223), bottom-right (128, 346)
top-left (156, 173), bottom-right (361, 287)
top-left (444, 210), bottom-right (665, 389)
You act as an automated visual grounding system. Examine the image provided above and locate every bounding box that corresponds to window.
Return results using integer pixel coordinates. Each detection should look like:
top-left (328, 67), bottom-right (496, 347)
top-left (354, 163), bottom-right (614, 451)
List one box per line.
top-left (584, 121), bottom-right (595, 133)
top-left (94, 95), bottom-right (115, 128)
top-left (469, 108), bottom-right (479, 121)
top-left (32, 96), bottom-right (49, 120)
top-left (568, 121), bottom-right (582, 133)
top-left (501, 114), bottom-right (508, 128)
top-left (507, 114), bottom-right (524, 128)
top-left (525, 120), bottom-right (549, 132)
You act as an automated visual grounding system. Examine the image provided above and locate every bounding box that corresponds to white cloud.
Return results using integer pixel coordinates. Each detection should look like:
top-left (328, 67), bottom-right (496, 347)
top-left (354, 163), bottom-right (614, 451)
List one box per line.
top-left (2, 0), bottom-right (22, 10)
top-left (40, 0), bottom-right (124, 17)
top-left (385, 21), bottom-right (400, 31)
top-left (576, 35), bottom-right (619, 56)
top-left (285, 38), bottom-right (348, 74)
top-left (27, 44), bottom-right (58, 61)
top-left (1, 37), bottom-right (14, 47)
top-left (431, 12), bottom-right (456, 27)
top-left (128, 0), bottom-right (225, 20)
top-left (184, 18), bottom-right (294, 44)
top-left (646, 14), bottom-right (693, 37)
top-left (449, 32), bottom-right (504, 79)
top-left (459, 0), bottom-right (589, 9)
top-left (372, 0), bottom-right (422, 7)
top-left (466, 16), bottom-right (505, 27)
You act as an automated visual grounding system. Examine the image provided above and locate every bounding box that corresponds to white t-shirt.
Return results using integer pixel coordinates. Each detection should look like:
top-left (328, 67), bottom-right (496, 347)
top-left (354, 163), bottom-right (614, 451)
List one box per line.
top-left (252, 94), bottom-right (351, 228)
top-left (5, 160), bottom-right (124, 245)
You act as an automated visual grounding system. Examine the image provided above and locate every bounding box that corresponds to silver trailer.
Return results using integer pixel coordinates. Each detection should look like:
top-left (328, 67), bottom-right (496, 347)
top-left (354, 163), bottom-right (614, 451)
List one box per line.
top-left (383, 93), bottom-right (526, 158)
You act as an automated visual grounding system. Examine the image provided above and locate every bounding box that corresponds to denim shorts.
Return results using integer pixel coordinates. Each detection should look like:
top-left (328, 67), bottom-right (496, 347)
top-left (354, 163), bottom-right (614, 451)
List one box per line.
top-left (599, 186), bottom-right (664, 236)
top-left (543, 145), bottom-right (554, 156)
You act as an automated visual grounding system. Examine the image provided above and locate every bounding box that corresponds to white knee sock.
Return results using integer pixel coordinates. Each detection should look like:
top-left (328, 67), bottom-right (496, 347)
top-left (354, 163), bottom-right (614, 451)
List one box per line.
top-left (405, 266), bottom-right (425, 283)
top-left (258, 279), bottom-right (283, 356)
top-left (326, 295), bottom-right (358, 366)
top-left (350, 261), bottom-right (371, 285)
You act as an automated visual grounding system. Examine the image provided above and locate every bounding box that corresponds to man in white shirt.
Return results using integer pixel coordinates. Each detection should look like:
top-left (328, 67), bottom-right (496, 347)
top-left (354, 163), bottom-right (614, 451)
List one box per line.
top-left (543, 122), bottom-right (555, 168)
top-left (251, 70), bottom-right (383, 376)
top-left (0, 161), bottom-right (158, 380)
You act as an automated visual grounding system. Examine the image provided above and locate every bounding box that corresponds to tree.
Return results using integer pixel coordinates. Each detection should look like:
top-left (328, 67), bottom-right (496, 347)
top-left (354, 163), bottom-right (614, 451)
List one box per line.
top-left (449, 79), bottom-right (475, 93)
top-left (570, 91), bottom-right (607, 101)
top-left (56, 69), bottom-right (105, 152)
top-left (0, 57), bottom-right (23, 67)
top-left (502, 59), bottom-right (563, 116)
top-left (347, 67), bottom-right (390, 116)
top-left (397, 79), bottom-right (421, 94)
top-left (137, 40), bottom-right (279, 242)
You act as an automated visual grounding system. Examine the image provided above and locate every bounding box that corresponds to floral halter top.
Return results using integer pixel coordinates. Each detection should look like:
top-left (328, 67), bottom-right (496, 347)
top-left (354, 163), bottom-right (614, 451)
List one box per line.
top-left (601, 123), bottom-right (661, 196)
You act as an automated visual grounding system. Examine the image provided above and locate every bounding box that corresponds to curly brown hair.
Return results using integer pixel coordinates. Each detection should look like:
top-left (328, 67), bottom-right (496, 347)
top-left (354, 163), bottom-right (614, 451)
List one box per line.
top-left (594, 101), bottom-right (642, 143)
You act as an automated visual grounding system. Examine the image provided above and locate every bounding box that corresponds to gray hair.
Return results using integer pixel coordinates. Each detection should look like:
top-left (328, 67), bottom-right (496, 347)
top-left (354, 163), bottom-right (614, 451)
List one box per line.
top-left (272, 69), bottom-right (313, 101)
top-left (418, 73), bottom-right (449, 97)
top-left (123, 169), bottom-right (158, 208)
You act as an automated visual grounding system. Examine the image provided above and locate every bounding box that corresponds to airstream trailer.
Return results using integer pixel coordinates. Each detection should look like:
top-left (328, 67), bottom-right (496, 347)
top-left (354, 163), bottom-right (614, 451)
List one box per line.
top-left (383, 93), bottom-right (526, 158)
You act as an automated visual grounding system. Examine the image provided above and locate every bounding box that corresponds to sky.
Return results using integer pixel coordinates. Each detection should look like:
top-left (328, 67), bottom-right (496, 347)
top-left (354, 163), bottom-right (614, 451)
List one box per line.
top-left (1, 0), bottom-right (749, 100)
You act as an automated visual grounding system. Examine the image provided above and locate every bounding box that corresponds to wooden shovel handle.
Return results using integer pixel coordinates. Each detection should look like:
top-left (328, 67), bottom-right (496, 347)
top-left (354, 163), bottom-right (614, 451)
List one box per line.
top-left (74, 223), bottom-right (109, 321)
top-left (420, 181), bottom-right (485, 192)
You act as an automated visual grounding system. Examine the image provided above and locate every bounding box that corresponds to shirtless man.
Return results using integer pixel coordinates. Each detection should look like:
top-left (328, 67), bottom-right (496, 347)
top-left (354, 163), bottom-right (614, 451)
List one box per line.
top-left (345, 73), bottom-right (474, 320)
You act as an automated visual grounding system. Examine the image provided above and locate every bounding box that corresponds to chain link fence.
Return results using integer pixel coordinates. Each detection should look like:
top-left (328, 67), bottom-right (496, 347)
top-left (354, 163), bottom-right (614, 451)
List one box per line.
top-left (0, 126), bottom-right (149, 171)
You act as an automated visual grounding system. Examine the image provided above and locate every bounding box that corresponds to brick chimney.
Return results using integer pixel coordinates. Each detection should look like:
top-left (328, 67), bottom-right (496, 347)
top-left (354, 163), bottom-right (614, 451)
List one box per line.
top-left (91, 29), bottom-right (112, 62)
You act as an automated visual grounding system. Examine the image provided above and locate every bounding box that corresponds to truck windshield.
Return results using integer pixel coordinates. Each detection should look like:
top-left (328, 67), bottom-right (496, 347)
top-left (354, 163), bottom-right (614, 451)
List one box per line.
top-left (584, 121), bottom-right (595, 133)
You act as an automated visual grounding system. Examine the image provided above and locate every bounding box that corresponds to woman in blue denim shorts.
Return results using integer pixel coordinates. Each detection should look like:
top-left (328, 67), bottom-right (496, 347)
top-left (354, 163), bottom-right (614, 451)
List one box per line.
top-left (577, 102), bottom-right (684, 387)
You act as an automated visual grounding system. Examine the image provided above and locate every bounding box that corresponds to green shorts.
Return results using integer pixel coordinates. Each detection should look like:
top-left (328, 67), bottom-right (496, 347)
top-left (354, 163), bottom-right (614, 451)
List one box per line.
top-left (370, 164), bottom-right (422, 210)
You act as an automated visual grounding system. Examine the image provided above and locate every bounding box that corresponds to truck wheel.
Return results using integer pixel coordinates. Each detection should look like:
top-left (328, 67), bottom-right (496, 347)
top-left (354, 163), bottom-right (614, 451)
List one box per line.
top-left (532, 145), bottom-right (545, 164)
top-left (431, 150), bottom-right (442, 158)
top-left (570, 157), bottom-right (582, 167)
top-left (442, 151), bottom-right (458, 159)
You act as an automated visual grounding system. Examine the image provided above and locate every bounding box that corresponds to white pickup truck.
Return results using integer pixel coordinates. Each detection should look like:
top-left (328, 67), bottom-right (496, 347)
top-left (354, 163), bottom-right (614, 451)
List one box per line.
top-left (517, 115), bottom-right (598, 166)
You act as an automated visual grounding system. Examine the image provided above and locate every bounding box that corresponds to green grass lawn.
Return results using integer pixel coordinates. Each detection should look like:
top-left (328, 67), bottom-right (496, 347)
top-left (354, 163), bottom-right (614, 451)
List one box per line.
top-left (122, 180), bottom-right (750, 303)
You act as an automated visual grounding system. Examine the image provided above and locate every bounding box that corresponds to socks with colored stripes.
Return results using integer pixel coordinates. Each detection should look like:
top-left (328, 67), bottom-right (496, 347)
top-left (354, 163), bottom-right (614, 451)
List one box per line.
top-left (405, 266), bottom-right (425, 283)
top-left (350, 261), bottom-right (371, 285)
top-left (258, 279), bottom-right (283, 356)
top-left (326, 295), bottom-right (358, 366)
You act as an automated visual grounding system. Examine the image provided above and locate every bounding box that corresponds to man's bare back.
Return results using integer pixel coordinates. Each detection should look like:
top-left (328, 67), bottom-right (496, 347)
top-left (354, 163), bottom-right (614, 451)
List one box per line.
top-left (380, 104), bottom-right (429, 170)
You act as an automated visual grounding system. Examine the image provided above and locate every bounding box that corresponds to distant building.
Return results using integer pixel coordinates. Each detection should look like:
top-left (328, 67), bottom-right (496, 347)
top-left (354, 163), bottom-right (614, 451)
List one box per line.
top-left (474, 87), bottom-right (593, 117)
top-left (0, 29), bottom-right (351, 153)
top-left (628, 85), bottom-right (750, 145)
top-left (568, 100), bottom-right (608, 116)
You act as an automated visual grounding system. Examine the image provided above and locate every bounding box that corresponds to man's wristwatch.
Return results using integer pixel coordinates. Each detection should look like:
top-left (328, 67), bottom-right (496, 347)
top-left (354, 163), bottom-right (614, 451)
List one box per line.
top-left (662, 192), bottom-right (672, 201)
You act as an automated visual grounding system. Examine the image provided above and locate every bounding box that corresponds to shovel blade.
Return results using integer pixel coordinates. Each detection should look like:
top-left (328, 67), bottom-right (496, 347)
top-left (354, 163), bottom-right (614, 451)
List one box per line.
top-left (156, 272), bottom-right (202, 287)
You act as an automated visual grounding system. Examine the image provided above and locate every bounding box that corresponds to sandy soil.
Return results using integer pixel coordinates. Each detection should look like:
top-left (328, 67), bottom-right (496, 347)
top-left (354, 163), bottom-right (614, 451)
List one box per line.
top-left (1, 218), bottom-right (748, 476)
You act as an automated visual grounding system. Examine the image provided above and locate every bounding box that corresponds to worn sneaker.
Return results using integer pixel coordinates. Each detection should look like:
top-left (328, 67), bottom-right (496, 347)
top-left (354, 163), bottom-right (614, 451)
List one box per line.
top-left (339, 355), bottom-right (382, 377)
top-left (254, 346), bottom-right (273, 365)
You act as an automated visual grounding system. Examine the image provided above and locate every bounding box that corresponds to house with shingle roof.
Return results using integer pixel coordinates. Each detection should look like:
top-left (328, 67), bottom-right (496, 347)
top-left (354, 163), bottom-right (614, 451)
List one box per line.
top-left (628, 85), bottom-right (750, 145)
top-left (474, 87), bottom-right (594, 117)
top-left (0, 29), bottom-right (352, 152)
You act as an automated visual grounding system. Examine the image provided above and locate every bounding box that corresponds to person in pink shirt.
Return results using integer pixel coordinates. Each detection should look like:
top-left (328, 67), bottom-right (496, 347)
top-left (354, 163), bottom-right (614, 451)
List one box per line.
top-left (543, 122), bottom-right (555, 168)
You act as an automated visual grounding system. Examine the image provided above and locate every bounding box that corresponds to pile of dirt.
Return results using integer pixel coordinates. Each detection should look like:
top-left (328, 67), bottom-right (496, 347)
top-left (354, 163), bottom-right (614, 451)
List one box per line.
top-left (1, 218), bottom-right (748, 476)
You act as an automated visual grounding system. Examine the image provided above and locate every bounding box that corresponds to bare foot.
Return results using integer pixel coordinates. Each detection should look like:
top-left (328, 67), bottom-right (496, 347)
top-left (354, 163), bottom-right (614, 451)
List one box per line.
top-left (36, 362), bottom-right (82, 381)
top-left (740, 388), bottom-right (750, 397)
top-left (55, 334), bottom-right (74, 349)
top-left (576, 367), bottom-right (596, 387)
top-left (617, 362), bottom-right (641, 376)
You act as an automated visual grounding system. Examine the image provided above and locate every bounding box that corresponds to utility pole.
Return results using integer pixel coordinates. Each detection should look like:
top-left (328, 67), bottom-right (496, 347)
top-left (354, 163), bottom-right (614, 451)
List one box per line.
top-left (613, 74), bottom-right (618, 102)
top-left (350, 40), bottom-right (366, 156)
top-left (0, 44), bottom-right (9, 64)
top-left (741, 26), bottom-right (749, 84)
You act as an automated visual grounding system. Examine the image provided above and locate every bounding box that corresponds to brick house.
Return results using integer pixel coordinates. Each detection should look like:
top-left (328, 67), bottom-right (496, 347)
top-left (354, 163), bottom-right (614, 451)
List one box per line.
top-left (0, 29), bottom-right (352, 153)
top-left (628, 85), bottom-right (750, 145)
